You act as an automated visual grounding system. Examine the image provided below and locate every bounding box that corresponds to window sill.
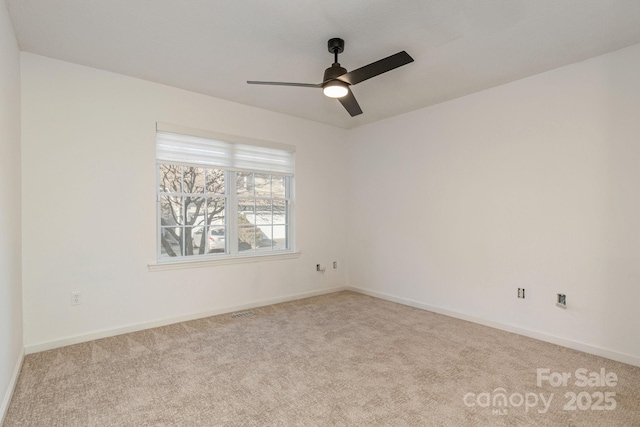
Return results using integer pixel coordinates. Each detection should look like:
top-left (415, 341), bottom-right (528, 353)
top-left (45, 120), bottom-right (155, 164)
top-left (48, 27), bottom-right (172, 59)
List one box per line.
top-left (148, 251), bottom-right (301, 272)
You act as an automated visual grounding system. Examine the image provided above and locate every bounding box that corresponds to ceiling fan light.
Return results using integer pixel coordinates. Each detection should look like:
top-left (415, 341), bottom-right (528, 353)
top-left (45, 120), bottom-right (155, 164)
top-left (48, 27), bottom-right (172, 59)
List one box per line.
top-left (323, 80), bottom-right (348, 98)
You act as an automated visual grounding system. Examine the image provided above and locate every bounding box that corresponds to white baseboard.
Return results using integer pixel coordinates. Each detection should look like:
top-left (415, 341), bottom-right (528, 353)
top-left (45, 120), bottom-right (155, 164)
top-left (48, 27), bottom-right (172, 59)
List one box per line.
top-left (346, 286), bottom-right (640, 368)
top-left (0, 347), bottom-right (24, 426)
top-left (25, 284), bottom-right (639, 367)
top-left (25, 286), bottom-right (347, 354)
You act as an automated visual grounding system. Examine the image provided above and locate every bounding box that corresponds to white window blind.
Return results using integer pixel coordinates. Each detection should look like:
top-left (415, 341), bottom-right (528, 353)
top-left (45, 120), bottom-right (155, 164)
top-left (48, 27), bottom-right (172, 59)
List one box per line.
top-left (156, 130), bottom-right (295, 175)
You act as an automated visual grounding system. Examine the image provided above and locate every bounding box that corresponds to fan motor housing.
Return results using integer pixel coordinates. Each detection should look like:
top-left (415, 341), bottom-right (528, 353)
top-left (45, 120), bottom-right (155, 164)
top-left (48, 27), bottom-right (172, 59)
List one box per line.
top-left (323, 64), bottom-right (347, 83)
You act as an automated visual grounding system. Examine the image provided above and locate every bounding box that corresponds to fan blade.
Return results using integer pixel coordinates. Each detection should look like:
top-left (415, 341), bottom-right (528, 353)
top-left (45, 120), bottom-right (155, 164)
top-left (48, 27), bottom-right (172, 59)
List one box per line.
top-left (247, 81), bottom-right (321, 88)
top-left (338, 51), bottom-right (414, 86)
top-left (338, 89), bottom-right (363, 117)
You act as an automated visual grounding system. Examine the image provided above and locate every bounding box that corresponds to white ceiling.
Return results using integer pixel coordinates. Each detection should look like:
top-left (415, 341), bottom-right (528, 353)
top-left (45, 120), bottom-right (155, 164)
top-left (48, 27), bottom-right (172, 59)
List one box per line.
top-left (6, 0), bottom-right (640, 129)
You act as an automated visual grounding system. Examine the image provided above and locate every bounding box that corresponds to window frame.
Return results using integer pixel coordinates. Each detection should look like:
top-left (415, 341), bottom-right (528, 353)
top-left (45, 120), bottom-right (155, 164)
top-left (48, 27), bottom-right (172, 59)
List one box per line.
top-left (153, 124), bottom-right (296, 267)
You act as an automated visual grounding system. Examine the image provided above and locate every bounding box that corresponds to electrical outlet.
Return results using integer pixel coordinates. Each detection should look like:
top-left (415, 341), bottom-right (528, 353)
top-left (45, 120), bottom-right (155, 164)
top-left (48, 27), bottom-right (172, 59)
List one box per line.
top-left (518, 288), bottom-right (525, 299)
top-left (316, 264), bottom-right (325, 272)
top-left (333, 261), bottom-right (338, 269)
top-left (71, 292), bottom-right (82, 306)
top-left (557, 293), bottom-right (566, 308)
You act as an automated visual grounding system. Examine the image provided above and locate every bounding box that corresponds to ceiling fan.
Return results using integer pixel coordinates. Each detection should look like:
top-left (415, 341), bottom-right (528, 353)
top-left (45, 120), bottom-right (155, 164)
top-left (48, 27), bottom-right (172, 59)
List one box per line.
top-left (247, 38), bottom-right (414, 117)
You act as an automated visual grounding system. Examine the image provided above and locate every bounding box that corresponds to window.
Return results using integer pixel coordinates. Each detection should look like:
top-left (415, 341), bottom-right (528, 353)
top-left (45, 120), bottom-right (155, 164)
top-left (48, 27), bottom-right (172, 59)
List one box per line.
top-left (156, 126), bottom-right (294, 261)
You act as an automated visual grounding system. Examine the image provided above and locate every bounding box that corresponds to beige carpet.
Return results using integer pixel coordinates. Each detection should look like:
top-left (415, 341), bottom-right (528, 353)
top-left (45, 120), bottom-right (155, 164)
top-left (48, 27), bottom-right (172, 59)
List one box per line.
top-left (4, 291), bottom-right (640, 426)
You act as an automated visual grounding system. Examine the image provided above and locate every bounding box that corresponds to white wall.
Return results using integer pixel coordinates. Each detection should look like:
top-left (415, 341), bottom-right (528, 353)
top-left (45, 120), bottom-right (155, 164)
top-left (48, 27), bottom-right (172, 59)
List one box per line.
top-left (347, 43), bottom-right (640, 365)
top-left (0, 0), bottom-right (23, 421)
top-left (21, 53), bottom-right (348, 350)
